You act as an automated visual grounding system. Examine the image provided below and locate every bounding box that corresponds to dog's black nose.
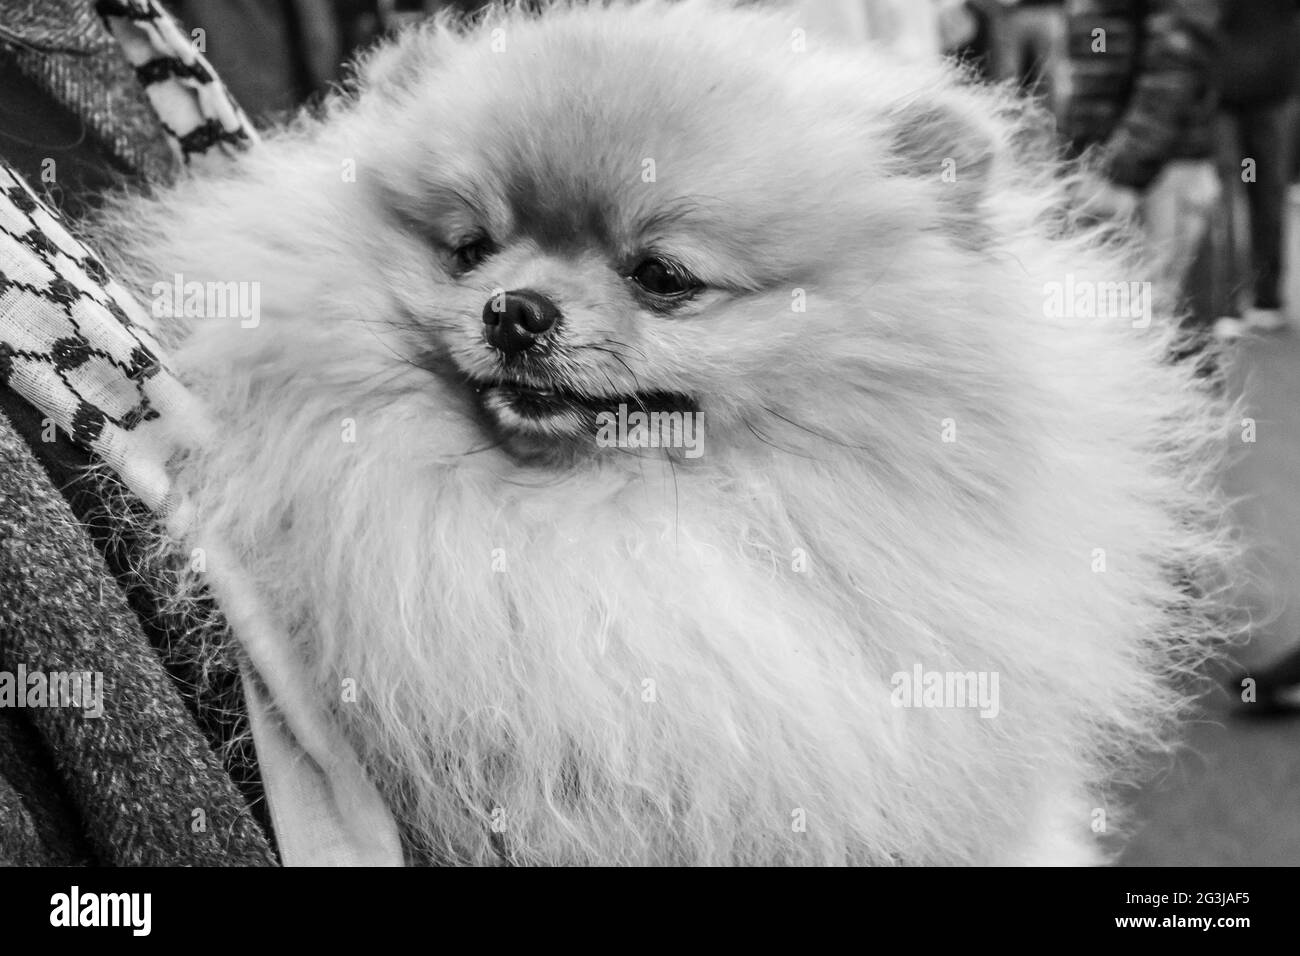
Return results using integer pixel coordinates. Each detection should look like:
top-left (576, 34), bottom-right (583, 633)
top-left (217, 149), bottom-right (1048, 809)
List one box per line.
top-left (482, 289), bottom-right (561, 355)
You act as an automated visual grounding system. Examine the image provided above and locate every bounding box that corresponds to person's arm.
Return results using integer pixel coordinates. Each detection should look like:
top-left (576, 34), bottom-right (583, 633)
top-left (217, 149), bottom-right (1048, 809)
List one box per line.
top-left (1098, 0), bottom-right (1220, 189)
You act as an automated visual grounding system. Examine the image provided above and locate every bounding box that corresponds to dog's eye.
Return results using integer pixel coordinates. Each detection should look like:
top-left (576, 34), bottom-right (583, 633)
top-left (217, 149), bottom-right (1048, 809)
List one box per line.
top-left (451, 237), bottom-right (495, 273)
top-left (629, 257), bottom-right (700, 298)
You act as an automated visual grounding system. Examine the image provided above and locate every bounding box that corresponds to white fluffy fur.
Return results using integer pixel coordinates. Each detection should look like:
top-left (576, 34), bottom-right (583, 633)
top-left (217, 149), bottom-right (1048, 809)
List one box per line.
top-left (89, 0), bottom-right (1234, 864)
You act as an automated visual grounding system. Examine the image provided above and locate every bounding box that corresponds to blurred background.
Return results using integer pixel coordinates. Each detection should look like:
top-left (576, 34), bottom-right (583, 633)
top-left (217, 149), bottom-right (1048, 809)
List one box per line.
top-left (4, 0), bottom-right (1299, 864)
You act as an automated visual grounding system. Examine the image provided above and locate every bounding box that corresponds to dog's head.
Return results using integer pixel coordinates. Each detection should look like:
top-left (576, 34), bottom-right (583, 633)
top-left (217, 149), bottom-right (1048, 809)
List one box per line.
top-left (340, 0), bottom-right (1014, 465)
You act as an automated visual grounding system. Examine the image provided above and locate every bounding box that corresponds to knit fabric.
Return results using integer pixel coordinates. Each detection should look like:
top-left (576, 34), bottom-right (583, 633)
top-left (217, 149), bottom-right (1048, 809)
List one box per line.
top-left (0, 162), bottom-right (198, 514)
top-left (0, 407), bottom-right (276, 866)
top-left (0, 704), bottom-right (92, 866)
top-left (95, 0), bottom-right (260, 167)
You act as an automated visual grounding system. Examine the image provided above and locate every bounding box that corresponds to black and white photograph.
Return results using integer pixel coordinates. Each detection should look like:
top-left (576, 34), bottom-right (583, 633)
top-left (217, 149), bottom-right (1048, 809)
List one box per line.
top-left (0, 0), bottom-right (1293, 928)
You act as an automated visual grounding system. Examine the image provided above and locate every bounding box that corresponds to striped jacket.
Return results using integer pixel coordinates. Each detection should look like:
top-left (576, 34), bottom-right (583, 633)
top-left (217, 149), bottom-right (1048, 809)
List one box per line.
top-left (1062, 0), bottom-right (1221, 189)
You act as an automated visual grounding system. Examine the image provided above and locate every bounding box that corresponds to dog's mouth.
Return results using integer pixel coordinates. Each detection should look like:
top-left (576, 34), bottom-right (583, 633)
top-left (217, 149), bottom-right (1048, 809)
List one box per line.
top-left (466, 375), bottom-right (697, 456)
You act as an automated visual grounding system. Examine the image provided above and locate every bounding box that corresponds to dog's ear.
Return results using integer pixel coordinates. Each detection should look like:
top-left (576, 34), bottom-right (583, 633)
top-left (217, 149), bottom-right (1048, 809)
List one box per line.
top-left (357, 4), bottom-right (502, 96)
top-left (885, 95), bottom-right (999, 248)
top-left (355, 11), bottom-right (488, 98)
top-left (354, 26), bottom-right (443, 96)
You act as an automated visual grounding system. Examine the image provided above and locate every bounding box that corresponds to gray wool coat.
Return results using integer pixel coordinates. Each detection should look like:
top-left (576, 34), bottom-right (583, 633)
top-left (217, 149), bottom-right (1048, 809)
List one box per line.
top-left (0, 399), bottom-right (276, 866)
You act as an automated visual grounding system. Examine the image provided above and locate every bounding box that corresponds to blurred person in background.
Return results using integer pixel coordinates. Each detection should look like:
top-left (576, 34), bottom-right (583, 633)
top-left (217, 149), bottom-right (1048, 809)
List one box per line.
top-left (1219, 0), bottom-right (1300, 717)
top-left (163, 0), bottom-right (351, 119)
top-left (1060, 0), bottom-right (1221, 313)
top-left (966, 0), bottom-right (1068, 114)
top-left (790, 0), bottom-right (942, 56)
top-left (1209, 0), bottom-right (1300, 339)
top-left (793, 0), bottom-right (1016, 64)
top-left (162, 1), bottom-right (490, 121)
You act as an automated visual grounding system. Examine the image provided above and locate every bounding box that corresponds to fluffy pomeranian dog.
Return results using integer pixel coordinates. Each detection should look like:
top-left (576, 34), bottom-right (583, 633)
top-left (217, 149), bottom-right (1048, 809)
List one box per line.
top-left (91, 0), bottom-right (1233, 865)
